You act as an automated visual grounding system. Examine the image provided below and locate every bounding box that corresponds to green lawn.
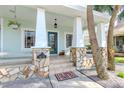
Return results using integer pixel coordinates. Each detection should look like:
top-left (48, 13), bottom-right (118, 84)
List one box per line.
top-left (117, 72), bottom-right (124, 78)
top-left (114, 57), bottom-right (124, 63)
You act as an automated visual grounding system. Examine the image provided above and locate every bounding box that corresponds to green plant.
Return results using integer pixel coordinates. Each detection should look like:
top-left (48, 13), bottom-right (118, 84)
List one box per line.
top-left (114, 57), bottom-right (124, 63)
top-left (86, 45), bottom-right (91, 50)
top-left (113, 46), bottom-right (118, 53)
top-left (8, 20), bottom-right (21, 28)
top-left (117, 72), bottom-right (124, 78)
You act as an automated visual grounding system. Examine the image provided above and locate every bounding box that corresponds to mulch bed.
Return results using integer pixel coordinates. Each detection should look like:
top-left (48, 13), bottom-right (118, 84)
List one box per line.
top-left (78, 68), bottom-right (124, 88)
top-left (55, 71), bottom-right (78, 81)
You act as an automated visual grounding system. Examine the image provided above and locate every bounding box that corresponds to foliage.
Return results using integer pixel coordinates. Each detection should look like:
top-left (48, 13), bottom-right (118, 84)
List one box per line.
top-left (8, 20), bottom-right (21, 28)
top-left (93, 5), bottom-right (113, 15)
top-left (86, 45), bottom-right (91, 50)
top-left (94, 5), bottom-right (124, 19)
top-left (113, 46), bottom-right (119, 53)
top-left (114, 57), bottom-right (124, 63)
top-left (118, 9), bottom-right (124, 20)
top-left (117, 72), bottom-right (124, 78)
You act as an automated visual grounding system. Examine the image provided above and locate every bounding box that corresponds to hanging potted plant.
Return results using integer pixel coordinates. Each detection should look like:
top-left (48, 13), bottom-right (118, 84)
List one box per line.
top-left (8, 20), bottom-right (21, 30)
top-left (8, 6), bottom-right (21, 30)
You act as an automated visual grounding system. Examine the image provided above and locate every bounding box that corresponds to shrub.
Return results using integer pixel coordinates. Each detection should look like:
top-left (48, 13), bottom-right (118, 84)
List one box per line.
top-left (117, 72), bottom-right (124, 78)
top-left (113, 46), bottom-right (119, 53)
top-left (86, 45), bottom-right (91, 50)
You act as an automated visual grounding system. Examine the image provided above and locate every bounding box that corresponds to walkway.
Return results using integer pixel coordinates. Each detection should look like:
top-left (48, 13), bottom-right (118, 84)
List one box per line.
top-left (79, 63), bottom-right (124, 88)
top-left (0, 56), bottom-right (103, 88)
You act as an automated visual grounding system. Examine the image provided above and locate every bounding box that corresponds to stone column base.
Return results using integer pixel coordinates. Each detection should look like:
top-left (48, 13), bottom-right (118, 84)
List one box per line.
top-left (32, 48), bottom-right (50, 77)
top-left (70, 47), bottom-right (87, 70)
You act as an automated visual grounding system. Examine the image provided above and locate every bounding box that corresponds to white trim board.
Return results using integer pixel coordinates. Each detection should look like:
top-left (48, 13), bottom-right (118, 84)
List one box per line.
top-left (64, 32), bottom-right (73, 50)
top-left (0, 18), bottom-right (3, 52)
top-left (21, 28), bottom-right (35, 52)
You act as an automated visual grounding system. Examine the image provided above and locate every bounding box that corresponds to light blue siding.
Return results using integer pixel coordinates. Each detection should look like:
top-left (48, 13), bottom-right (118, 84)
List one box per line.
top-left (3, 18), bottom-right (35, 53)
top-left (2, 18), bottom-right (73, 56)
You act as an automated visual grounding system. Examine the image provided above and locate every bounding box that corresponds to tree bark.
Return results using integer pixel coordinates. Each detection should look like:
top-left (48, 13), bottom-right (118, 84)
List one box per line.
top-left (107, 5), bottom-right (121, 71)
top-left (87, 5), bottom-right (109, 80)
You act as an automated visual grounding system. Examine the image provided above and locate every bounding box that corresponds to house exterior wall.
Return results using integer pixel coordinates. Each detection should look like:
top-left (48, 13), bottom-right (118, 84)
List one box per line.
top-left (0, 29), bottom-right (1, 51)
top-left (1, 18), bottom-right (73, 56)
top-left (3, 18), bottom-right (35, 53)
top-left (114, 36), bottom-right (124, 52)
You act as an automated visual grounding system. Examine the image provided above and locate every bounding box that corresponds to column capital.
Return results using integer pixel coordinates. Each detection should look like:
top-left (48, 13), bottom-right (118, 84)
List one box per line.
top-left (37, 7), bottom-right (45, 11)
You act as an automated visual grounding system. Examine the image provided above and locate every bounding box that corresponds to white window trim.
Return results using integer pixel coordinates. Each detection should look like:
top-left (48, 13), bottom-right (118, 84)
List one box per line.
top-left (64, 32), bottom-right (73, 50)
top-left (21, 28), bottom-right (35, 52)
top-left (0, 18), bottom-right (3, 52)
top-left (47, 30), bottom-right (59, 54)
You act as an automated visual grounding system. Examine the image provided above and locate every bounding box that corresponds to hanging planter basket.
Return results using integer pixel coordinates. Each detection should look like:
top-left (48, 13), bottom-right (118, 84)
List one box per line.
top-left (8, 20), bottom-right (21, 30)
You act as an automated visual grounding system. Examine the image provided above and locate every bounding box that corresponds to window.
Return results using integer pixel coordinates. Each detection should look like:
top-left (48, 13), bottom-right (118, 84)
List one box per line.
top-left (66, 34), bottom-right (72, 48)
top-left (24, 30), bottom-right (35, 48)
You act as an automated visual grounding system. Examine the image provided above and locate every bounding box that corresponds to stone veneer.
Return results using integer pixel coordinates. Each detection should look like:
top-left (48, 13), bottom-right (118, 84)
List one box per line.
top-left (0, 48), bottom-right (50, 83)
top-left (0, 64), bottom-right (35, 83)
top-left (32, 48), bottom-right (50, 77)
top-left (70, 47), bottom-right (94, 70)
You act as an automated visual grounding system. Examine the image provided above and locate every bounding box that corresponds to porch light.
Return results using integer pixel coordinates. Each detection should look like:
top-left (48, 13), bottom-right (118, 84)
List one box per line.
top-left (54, 18), bottom-right (57, 28)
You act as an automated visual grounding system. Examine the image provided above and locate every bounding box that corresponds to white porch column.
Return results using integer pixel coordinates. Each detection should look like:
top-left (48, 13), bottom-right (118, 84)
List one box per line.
top-left (70, 17), bottom-right (87, 70)
top-left (96, 23), bottom-right (108, 69)
top-left (32, 8), bottom-right (50, 78)
top-left (72, 17), bottom-right (84, 47)
top-left (0, 18), bottom-right (3, 52)
top-left (34, 8), bottom-right (48, 48)
top-left (97, 23), bottom-right (108, 47)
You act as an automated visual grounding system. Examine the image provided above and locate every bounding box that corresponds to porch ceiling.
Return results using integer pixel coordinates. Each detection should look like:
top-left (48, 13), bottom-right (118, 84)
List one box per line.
top-left (0, 5), bottom-right (110, 28)
top-left (27, 5), bottom-right (110, 24)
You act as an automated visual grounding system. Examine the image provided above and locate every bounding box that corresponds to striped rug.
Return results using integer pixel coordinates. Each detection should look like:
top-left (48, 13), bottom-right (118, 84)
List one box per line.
top-left (55, 71), bottom-right (78, 81)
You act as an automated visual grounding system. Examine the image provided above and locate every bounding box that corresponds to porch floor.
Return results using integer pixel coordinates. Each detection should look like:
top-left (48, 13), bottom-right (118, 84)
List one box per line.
top-left (0, 55), bottom-right (103, 88)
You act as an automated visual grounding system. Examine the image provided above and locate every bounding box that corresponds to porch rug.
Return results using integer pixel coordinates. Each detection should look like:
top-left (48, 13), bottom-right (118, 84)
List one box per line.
top-left (55, 71), bottom-right (78, 81)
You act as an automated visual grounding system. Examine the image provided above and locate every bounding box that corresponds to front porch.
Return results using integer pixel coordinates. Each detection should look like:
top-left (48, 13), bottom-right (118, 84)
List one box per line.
top-left (0, 55), bottom-right (103, 88)
top-left (0, 55), bottom-right (124, 88)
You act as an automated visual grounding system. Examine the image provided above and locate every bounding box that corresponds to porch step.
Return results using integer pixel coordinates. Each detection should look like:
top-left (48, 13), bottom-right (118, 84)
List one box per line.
top-left (49, 59), bottom-right (75, 75)
top-left (50, 59), bottom-right (70, 64)
top-left (50, 62), bottom-right (73, 68)
top-left (50, 56), bottom-right (70, 63)
top-left (49, 66), bottom-right (75, 75)
top-left (0, 58), bottom-right (32, 66)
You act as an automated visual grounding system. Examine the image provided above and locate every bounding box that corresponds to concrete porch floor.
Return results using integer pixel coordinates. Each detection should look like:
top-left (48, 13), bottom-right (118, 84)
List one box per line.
top-left (0, 55), bottom-right (103, 88)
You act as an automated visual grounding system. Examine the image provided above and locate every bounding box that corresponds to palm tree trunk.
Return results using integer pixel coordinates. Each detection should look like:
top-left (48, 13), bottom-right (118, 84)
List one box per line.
top-left (107, 5), bottom-right (121, 71)
top-left (87, 5), bottom-right (109, 80)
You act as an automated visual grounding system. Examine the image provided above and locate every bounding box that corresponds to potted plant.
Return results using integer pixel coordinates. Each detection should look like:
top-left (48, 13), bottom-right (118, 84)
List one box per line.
top-left (8, 20), bottom-right (21, 30)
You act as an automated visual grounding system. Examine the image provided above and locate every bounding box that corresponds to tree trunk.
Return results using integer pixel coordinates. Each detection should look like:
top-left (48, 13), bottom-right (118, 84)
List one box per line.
top-left (87, 5), bottom-right (109, 80)
top-left (107, 5), bottom-right (121, 71)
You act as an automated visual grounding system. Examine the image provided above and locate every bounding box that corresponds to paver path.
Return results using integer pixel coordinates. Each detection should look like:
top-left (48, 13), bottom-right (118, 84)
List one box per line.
top-left (49, 70), bottom-right (103, 88)
top-left (79, 65), bottom-right (124, 88)
top-left (0, 70), bottom-right (103, 88)
top-left (0, 76), bottom-right (52, 88)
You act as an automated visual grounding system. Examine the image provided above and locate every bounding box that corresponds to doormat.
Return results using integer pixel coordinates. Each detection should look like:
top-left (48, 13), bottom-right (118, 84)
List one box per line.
top-left (55, 71), bottom-right (78, 81)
